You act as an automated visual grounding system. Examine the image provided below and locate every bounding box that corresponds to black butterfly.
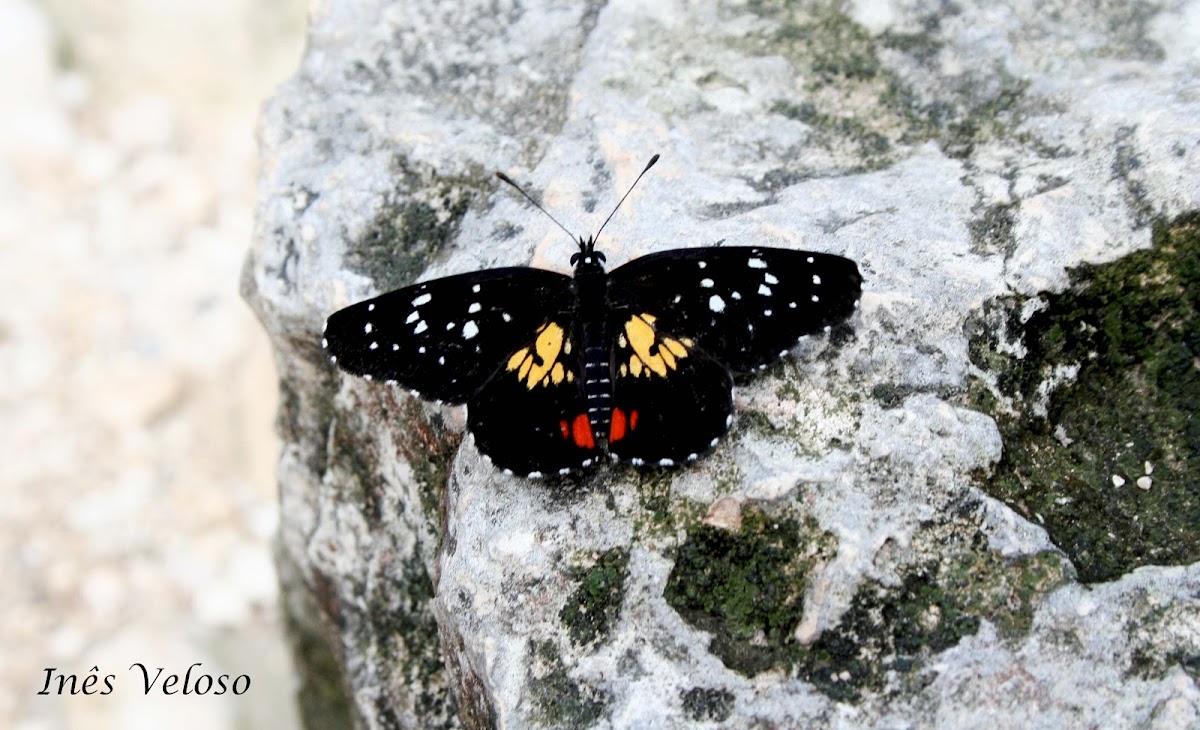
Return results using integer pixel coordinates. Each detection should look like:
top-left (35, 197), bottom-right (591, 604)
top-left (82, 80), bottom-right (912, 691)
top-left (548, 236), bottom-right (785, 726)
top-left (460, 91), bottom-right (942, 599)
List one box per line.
top-left (323, 156), bottom-right (862, 477)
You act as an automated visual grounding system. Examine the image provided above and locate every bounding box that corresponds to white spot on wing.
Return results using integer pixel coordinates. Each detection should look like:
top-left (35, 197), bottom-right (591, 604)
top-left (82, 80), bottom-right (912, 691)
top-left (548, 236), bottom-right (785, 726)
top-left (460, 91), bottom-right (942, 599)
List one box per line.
top-left (502, 312), bottom-right (512, 322)
top-left (392, 344), bottom-right (399, 351)
top-left (368, 303), bottom-right (375, 312)
top-left (764, 272), bottom-right (779, 284)
top-left (463, 321), bottom-right (479, 339)
top-left (700, 278), bottom-right (714, 288)
top-left (364, 322), bottom-right (373, 334)
top-left (418, 346), bottom-right (426, 353)
top-left (806, 256), bottom-right (814, 263)
top-left (468, 302), bottom-right (482, 313)
top-left (412, 293), bottom-right (432, 306)
top-left (472, 284), bottom-right (481, 293)
top-left (406, 311), bottom-right (419, 324)
top-left (758, 284), bottom-right (772, 296)
top-left (812, 295), bottom-right (820, 302)
top-left (369, 342), bottom-right (378, 350)
top-left (414, 320), bottom-right (428, 334)
top-left (731, 291), bottom-right (741, 300)
top-left (748, 257), bottom-right (767, 269)
top-left (446, 322), bottom-right (455, 330)
top-left (698, 261), bottom-right (707, 269)
top-left (813, 274), bottom-right (822, 285)
top-left (709, 294), bottom-right (726, 312)
top-left (321, 338), bottom-right (328, 348)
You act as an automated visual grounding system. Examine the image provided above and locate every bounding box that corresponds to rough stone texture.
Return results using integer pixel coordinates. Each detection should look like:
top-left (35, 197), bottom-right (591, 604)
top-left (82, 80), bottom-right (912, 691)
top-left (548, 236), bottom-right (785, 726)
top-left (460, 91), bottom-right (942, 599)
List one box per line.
top-left (244, 0), bottom-right (1200, 727)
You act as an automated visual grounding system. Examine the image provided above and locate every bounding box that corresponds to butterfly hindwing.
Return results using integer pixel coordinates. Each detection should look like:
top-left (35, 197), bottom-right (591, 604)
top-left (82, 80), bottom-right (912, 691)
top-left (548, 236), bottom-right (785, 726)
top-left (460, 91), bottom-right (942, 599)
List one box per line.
top-left (608, 247), bottom-right (862, 372)
top-left (606, 313), bottom-right (733, 465)
top-left (323, 267), bottom-right (574, 403)
top-left (467, 318), bottom-right (601, 476)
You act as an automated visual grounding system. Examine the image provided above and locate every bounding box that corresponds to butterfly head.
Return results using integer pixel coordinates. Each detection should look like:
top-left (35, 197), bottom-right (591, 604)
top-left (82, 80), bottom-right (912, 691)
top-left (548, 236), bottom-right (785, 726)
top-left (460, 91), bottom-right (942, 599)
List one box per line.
top-left (570, 235), bottom-right (607, 272)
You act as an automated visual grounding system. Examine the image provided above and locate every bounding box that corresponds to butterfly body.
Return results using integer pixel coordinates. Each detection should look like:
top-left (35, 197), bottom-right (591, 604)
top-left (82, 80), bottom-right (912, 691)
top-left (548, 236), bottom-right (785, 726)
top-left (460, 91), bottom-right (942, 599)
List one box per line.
top-left (323, 233), bottom-right (862, 478)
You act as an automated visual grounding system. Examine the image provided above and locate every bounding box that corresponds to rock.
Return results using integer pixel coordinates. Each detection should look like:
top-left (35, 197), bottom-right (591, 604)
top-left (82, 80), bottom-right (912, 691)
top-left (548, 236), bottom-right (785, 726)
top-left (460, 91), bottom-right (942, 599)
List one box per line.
top-left (244, 0), bottom-right (1200, 727)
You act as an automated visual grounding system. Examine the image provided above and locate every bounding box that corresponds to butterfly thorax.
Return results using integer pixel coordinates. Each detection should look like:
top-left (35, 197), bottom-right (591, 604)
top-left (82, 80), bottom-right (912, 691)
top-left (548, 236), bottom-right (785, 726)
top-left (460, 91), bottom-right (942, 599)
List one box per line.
top-left (571, 246), bottom-right (614, 448)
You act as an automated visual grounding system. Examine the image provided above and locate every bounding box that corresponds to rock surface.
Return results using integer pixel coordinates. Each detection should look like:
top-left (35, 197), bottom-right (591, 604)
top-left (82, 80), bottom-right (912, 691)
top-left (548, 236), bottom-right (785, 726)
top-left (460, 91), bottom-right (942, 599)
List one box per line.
top-left (245, 0), bottom-right (1200, 727)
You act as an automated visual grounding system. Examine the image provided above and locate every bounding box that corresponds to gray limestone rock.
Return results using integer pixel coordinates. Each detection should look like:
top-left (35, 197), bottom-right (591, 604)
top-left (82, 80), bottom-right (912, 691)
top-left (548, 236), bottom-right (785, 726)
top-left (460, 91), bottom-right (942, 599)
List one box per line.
top-left (244, 0), bottom-right (1200, 727)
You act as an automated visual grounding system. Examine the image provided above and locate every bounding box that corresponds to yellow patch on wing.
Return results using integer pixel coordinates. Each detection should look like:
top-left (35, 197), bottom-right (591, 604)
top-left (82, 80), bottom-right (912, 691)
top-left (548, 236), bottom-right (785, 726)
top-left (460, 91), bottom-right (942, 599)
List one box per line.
top-left (622, 314), bottom-right (690, 379)
top-left (505, 322), bottom-right (570, 389)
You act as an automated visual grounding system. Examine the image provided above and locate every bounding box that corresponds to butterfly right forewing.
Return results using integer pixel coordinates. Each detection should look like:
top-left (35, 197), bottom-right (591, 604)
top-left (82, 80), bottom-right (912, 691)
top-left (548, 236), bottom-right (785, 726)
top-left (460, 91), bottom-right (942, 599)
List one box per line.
top-left (608, 247), bottom-right (862, 373)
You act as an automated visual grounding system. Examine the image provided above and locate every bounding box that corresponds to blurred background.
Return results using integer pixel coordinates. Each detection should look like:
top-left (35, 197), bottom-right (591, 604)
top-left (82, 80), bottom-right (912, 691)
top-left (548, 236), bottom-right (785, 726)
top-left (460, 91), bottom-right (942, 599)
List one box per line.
top-left (1, 0), bottom-right (308, 727)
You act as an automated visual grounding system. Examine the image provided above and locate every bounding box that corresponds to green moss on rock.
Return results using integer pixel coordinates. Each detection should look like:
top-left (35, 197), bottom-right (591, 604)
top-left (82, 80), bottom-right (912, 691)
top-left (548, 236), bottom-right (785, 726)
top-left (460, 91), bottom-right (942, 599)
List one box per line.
top-left (665, 506), bottom-right (1068, 701)
top-left (528, 641), bottom-right (610, 729)
top-left (560, 548), bottom-right (631, 648)
top-left (966, 213), bottom-right (1200, 583)
top-left (664, 509), bottom-right (834, 676)
top-left (348, 156), bottom-right (486, 292)
top-left (680, 686), bottom-right (736, 722)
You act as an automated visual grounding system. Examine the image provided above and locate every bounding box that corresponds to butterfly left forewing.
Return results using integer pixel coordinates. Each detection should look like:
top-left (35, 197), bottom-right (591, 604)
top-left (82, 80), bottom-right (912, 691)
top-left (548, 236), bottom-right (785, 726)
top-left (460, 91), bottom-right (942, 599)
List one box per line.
top-left (608, 246), bottom-right (861, 372)
top-left (323, 267), bottom-right (574, 403)
top-left (605, 313), bottom-right (733, 466)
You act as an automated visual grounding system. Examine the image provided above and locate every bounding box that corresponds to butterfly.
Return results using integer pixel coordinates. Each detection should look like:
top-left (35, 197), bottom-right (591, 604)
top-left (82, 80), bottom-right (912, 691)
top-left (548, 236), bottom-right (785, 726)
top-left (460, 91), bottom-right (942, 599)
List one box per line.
top-left (323, 155), bottom-right (862, 478)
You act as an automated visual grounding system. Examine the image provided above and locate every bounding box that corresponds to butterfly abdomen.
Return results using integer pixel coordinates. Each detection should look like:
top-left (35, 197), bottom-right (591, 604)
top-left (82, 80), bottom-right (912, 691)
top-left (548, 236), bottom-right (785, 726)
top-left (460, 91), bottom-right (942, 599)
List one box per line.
top-left (576, 269), bottom-right (614, 450)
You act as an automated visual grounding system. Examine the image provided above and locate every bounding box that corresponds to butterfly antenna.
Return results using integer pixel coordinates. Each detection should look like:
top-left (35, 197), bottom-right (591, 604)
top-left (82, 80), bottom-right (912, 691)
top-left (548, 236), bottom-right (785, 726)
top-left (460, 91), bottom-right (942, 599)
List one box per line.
top-left (495, 171), bottom-right (579, 247)
top-left (593, 153), bottom-right (660, 246)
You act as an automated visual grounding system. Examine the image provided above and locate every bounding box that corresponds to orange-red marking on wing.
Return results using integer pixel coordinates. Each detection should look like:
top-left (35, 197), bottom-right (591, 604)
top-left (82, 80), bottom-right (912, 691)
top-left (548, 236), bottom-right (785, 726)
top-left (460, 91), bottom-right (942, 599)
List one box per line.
top-left (610, 408), bottom-right (627, 442)
top-left (572, 413), bottom-right (595, 449)
top-left (559, 419), bottom-right (571, 440)
top-left (629, 409), bottom-right (639, 431)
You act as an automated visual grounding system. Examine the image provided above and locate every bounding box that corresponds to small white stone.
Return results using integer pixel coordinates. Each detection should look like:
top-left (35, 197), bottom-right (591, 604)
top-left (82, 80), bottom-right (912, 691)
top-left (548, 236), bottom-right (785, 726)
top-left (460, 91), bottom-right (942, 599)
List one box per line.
top-left (1112, 474), bottom-right (1126, 488)
top-left (1144, 461), bottom-right (1154, 475)
top-left (1136, 476), bottom-right (1152, 490)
